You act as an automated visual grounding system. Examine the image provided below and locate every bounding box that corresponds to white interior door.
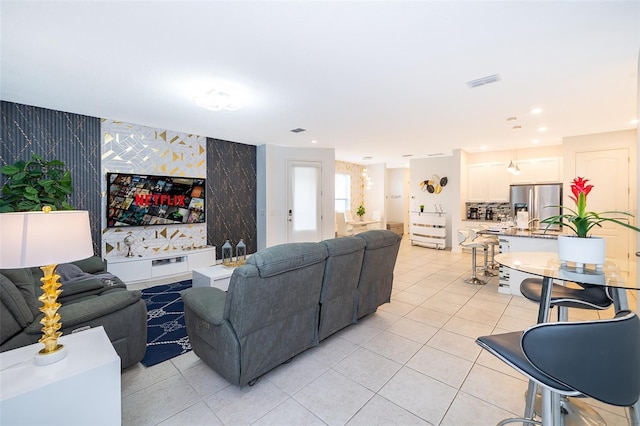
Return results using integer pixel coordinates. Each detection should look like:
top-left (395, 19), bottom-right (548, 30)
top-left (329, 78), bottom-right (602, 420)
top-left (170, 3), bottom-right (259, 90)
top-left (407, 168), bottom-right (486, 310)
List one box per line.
top-left (287, 161), bottom-right (322, 242)
top-left (575, 148), bottom-right (631, 270)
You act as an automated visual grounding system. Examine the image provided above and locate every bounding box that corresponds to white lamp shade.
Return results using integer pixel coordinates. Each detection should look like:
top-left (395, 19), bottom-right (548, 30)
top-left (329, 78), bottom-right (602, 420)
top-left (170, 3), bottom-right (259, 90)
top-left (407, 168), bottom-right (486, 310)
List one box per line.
top-left (0, 211), bottom-right (94, 268)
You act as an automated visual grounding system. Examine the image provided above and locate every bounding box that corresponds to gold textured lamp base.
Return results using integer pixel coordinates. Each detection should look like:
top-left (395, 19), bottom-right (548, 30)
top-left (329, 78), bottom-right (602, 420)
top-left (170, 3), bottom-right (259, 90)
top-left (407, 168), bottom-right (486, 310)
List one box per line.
top-left (35, 264), bottom-right (67, 366)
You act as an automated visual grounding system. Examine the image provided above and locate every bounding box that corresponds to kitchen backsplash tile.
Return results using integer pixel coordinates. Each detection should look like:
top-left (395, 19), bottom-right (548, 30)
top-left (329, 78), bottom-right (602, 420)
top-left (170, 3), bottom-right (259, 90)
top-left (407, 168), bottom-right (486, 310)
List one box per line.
top-left (465, 202), bottom-right (510, 221)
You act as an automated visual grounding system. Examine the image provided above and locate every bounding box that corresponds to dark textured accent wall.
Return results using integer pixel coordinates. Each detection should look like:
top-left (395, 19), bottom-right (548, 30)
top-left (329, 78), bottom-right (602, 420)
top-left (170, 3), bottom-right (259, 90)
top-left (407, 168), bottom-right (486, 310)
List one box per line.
top-left (207, 138), bottom-right (257, 259)
top-left (0, 101), bottom-right (102, 254)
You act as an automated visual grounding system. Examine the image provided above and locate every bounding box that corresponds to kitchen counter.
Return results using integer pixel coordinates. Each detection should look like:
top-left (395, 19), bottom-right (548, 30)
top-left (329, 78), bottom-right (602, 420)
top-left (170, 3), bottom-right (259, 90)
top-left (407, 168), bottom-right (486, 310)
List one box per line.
top-left (480, 228), bottom-right (565, 240)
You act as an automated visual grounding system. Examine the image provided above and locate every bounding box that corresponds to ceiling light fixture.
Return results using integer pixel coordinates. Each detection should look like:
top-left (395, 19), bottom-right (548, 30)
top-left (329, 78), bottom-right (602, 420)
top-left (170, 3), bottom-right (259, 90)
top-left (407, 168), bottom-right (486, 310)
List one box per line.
top-left (513, 164), bottom-right (521, 175)
top-left (290, 128), bottom-right (306, 133)
top-left (194, 88), bottom-right (243, 111)
top-left (512, 125), bottom-right (522, 130)
top-left (531, 108), bottom-right (543, 114)
top-left (506, 116), bottom-right (517, 122)
top-left (538, 126), bottom-right (548, 132)
top-left (506, 160), bottom-right (517, 173)
top-left (311, 140), bottom-right (317, 144)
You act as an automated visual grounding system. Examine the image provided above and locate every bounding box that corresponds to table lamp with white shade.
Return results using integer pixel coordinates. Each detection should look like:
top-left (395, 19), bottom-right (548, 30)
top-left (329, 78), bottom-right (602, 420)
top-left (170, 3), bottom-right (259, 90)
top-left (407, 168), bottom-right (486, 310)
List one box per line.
top-left (0, 209), bottom-right (94, 365)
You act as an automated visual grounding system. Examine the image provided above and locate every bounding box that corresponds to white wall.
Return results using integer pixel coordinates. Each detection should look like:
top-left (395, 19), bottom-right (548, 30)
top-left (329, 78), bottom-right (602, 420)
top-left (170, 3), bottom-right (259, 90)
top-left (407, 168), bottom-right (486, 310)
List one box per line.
top-left (257, 144), bottom-right (335, 249)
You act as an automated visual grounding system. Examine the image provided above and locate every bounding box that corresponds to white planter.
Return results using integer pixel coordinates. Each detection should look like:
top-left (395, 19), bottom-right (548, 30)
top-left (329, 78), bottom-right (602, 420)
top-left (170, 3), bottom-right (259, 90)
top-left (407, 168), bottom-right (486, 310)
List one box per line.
top-left (557, 235), bottom-right (606, 270)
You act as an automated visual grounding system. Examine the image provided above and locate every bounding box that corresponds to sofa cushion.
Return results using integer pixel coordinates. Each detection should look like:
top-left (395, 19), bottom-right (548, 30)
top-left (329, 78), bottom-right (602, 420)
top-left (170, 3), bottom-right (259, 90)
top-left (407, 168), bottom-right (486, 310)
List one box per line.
top-left (355, 229), bottom-right (401, 249)
top-left (322, 236), bottom-right (366, 257)
top-left (72, 256), bottom-right (106, 274)
top-left (247, 242), bottom-right (328, 278)
top-left (181, 287), bottom-right (227, 326)
top-left (0, 268), bottom-right (40, 317)
top-left (0, 274), bottom-right (34, 329)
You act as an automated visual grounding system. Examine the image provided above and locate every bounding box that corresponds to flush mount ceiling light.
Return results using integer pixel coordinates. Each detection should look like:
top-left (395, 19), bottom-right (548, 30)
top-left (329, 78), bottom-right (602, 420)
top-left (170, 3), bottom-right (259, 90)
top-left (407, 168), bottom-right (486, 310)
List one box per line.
top-left (531, 107), bottom-right (543, 114)
top-left (194, 88), bottom-right (243, 111)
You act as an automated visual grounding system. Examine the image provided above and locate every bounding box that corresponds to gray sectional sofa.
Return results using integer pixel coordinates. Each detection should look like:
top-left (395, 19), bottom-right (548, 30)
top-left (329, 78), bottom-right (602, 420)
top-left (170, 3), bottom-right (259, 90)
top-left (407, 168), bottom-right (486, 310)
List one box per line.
top-left (182, 229), bottom-right (402, 387)
top-left (0, 256), bottom-right (147, 369)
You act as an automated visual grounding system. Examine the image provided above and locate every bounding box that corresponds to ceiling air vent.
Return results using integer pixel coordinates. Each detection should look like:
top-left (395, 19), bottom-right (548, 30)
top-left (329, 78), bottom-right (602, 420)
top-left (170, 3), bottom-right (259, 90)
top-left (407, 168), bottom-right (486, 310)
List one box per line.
top-left (465, 74), bottom-right (502, 88)
top-left (290, 128), bottom-right (306, 133)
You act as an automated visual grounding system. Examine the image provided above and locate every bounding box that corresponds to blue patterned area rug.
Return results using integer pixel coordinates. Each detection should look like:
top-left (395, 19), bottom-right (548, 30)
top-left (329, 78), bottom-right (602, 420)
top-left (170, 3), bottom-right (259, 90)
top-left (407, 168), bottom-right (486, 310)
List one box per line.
top-left (140, 280), bottom-right (192, 367)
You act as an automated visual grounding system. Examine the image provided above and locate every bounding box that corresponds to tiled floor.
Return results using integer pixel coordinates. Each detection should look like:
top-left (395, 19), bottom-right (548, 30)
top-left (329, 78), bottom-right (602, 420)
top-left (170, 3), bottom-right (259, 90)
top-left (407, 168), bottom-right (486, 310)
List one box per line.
top-left (121, 240), bottom-right (635, 425)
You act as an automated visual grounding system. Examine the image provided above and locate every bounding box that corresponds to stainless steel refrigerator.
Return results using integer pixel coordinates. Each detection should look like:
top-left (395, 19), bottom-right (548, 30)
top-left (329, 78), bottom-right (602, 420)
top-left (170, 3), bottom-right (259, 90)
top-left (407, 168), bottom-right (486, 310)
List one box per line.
top-left (509, 183), bottom-right (563, 230)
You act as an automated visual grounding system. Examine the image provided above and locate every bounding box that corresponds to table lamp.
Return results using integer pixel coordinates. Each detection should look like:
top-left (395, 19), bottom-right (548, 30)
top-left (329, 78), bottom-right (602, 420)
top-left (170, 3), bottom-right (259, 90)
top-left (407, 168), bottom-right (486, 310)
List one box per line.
top-left (0, 209), bottom-right (93, 366)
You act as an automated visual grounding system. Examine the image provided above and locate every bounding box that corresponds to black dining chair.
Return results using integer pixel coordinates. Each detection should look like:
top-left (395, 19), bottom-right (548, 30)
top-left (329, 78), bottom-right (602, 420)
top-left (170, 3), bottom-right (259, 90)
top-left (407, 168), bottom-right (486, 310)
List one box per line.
top-left (476, 310), bottom-right (640, 425)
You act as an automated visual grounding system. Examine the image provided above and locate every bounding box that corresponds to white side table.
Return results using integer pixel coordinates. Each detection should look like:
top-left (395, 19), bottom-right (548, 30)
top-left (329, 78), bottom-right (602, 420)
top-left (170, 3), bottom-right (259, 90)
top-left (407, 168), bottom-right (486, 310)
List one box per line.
top-left (1, 326), bottom-right (121, 426)
top-left (192, 264), bottom-right (236, 291)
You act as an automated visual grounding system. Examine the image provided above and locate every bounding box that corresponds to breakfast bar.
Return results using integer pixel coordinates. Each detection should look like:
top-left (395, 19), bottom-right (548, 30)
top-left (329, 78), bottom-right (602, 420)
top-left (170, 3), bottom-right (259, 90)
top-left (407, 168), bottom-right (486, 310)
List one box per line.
top-left (479, 227), bottom-right (564, 295)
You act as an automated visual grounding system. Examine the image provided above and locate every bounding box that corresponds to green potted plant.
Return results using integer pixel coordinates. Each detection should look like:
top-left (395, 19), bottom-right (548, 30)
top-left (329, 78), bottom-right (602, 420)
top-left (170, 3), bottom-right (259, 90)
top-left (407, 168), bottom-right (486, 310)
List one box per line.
top-left (0, 154), bottom-right (74, 212)
top-left (541, 176), bottom-right (640, 266)
top-left (419, 204), bottom-right (424, 213)
top-left (356, 204), bottom-right (366, 221)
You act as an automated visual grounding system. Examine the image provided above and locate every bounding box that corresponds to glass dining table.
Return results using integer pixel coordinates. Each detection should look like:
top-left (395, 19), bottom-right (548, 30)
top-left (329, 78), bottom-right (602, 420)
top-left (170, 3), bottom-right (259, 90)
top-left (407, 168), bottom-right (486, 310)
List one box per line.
top-left (494, 251), bottom-right (640, 426)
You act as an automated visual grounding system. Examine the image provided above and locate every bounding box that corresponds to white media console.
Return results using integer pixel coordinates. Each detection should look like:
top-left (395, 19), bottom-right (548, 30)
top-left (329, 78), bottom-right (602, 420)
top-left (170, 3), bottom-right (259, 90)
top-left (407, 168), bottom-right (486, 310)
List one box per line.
top-left (106, 246), bottom-right (216, 284)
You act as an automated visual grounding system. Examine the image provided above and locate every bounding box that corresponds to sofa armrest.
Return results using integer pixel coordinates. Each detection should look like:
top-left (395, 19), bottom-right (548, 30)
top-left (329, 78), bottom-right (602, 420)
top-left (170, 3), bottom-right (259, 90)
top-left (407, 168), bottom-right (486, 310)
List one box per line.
top-left (181, 287), bottom-right (227, 325)
top-left (24, 290), bottom-right (143, 334)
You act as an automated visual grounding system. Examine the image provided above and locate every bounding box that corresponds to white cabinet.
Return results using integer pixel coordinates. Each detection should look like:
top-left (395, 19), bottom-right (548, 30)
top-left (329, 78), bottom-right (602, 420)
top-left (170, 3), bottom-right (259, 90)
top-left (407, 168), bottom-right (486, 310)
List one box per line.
top-left (468, 164), bottom-right (509, 202)
top-left (410, 212), bottom-right (446, 249)
top-left (510, 158), bottom-right (562, 184)
top-left (106, 246), bottom-right (216, 285)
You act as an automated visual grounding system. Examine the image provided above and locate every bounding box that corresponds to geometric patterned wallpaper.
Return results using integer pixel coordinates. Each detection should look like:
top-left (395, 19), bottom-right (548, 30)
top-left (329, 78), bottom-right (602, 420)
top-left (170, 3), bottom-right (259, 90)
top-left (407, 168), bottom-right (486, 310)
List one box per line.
top-left (0, 101), bottom-right (103, 254)
top-left (101, 120), bottom-right (208, 258)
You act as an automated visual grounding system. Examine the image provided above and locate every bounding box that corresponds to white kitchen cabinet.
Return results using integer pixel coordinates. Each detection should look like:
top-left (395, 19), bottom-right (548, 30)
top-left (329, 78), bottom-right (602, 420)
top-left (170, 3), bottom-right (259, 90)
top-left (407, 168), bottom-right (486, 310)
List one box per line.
top-left (510, 158), bottom-right (562, 184)
top-left (468, 164), bottom-right (510, 202)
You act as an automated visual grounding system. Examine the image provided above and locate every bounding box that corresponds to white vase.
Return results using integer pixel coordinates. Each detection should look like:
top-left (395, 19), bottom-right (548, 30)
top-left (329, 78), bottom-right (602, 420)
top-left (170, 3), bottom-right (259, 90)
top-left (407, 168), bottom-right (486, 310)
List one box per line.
top-left (557, 235), bottom-right (606, 270)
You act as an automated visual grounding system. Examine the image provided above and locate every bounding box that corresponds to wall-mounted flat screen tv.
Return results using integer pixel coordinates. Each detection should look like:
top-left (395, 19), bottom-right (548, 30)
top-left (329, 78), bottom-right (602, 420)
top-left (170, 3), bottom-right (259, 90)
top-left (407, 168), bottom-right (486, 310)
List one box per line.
top-left (106, 172), bottom-right (205, 228)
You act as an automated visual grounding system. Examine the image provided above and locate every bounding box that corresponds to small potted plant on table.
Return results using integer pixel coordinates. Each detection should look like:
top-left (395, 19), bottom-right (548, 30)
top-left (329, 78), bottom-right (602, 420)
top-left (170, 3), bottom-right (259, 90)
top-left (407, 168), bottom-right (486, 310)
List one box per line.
top-left (356, 204), bottom-right (366, 221)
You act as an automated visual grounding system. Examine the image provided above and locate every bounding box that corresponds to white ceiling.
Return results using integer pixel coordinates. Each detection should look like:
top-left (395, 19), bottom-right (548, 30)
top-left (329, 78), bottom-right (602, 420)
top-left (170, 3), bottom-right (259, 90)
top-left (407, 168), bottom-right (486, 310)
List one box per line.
top-left (1, 1), bottom-right (638, 168)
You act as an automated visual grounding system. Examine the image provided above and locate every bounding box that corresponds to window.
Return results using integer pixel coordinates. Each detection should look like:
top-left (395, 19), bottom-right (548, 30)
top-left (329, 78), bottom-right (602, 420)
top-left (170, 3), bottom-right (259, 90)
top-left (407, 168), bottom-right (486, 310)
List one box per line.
top-left (335, 173), bottom-right (350, 212)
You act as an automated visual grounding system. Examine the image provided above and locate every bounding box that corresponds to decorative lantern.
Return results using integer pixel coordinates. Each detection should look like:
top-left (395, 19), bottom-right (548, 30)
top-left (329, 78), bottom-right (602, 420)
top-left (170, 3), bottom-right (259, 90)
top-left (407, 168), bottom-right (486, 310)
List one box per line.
top-left (236, 238), bottom-right (246, 262)
top-left (221, 240), bottom-right (232, 265)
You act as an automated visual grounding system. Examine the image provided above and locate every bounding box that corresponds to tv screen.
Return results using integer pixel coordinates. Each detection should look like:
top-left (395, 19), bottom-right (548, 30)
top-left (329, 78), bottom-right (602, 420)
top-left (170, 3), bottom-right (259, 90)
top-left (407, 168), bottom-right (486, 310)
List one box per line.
top-left (106, 172), bottom-right (205, 227)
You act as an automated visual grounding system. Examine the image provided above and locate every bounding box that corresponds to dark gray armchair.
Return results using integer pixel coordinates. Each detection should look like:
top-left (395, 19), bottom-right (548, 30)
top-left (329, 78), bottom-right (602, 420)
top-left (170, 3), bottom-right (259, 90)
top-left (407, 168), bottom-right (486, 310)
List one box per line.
top-left (182, 242), bottom-right (328, 387)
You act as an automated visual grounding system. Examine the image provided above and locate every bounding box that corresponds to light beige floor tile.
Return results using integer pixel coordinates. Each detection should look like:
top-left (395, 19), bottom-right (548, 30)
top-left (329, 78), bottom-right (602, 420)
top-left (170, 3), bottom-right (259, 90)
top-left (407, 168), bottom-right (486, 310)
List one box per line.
top-left (495, 314), bottom-right (536, 332)
top-left (293, 369), bottom-right (374, 426)
top-left (358, 309), bottom-right (402, 330)
top-left (346, 394), bottom-right (429, 425)
top-left (156, 401), bottom-right (222, 426)
top-left (122, 373), bottom-right (201, 426)
top-left (391, 290), bottom-right (430, 306)
top-left (461, 364), bottom-right (528, 415)
top-left (334, 347), bottom-right (403, 392)
top-left (406, 345), bottom-right (473, 388)
top-left (455, 305), bottom-right (503, 326)
top-left (363, 331), bottom-right (423, 364)
top-left (403, 284), bottom-right (440, 298)
top-left (428, 291), bottom-right (473, 306)
top-left (204, 379), bottom-right (288, 425)
top-left (440, 390), bottom-right (519, 426)
top-left (181, 361), bottom-right (231, 397)
top-left (264, 351), bottom-right (329, 395)
top-left (426, 329), bottom-right (482, 362)
top-left (170, 350), bottom-right (202, 372)
top-left (378, 367), bottom-right (457, 425)
top-left (475, 349), bottom-right (527, 380)
top-left (379, 299), bottom-right (418, 316)
top-left (336, 321), bottom-right (383, 346)
top-left (419, 298), bottom-right (464, 316)
top-left (502, 304), bottom-right (540, 322)
top-left (252, 398), bottom-right (326, 426)
top-left (307, 335), bottom-right (360, 367)
top-left (464, 296), bottom-right (509, 313)
top-left (442, 316), bottom-right (495, 340)
top-left (386, 317), bottom-right (439, 344)
top-left (405, 306), bottom-right (452, 328)
top-left (121, 360), bottom-right (179, 397)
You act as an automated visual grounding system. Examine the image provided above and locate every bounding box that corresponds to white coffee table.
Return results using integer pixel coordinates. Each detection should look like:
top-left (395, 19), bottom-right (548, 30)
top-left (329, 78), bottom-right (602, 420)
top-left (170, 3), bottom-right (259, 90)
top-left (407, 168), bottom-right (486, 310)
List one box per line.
top-left (192, 264), bottom-right (236, 291)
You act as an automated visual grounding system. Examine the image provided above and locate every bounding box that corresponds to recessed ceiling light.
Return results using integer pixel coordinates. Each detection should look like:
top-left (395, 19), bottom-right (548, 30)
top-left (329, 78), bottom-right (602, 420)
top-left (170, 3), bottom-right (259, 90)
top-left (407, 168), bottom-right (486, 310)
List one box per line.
top-left (531, 108), bottom-right (543, 114)
top-left (311, 140), bottom-right (318, 144)
top-left (480, 145), bottom-right (488, 150)
top-left (537, 126), bottom-right (547, 132)
top-left (532, 139), bottom-right (540, 144)
top-left (631, 119), bottom-right (639, 125)
top-left (290, 128), bottom-right (306, 133)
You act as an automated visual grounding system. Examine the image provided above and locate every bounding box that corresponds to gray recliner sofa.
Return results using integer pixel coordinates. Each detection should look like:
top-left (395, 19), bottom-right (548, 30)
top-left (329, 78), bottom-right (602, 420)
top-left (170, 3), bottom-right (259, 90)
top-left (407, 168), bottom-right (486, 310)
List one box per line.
top-left (183, 242), bottom-right (328, 387)
top-left (0, 256), bottom-right (147, 369)
top-left (182, 229), bottom-right (402, 387)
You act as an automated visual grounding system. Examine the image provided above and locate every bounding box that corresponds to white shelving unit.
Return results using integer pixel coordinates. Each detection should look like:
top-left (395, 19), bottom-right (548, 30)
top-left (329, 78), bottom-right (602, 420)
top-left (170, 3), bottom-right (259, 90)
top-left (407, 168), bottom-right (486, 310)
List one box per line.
top-left (410, 212), bottom-right (446, 250)
top-left (106, 246), bottom-right (216, 285)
